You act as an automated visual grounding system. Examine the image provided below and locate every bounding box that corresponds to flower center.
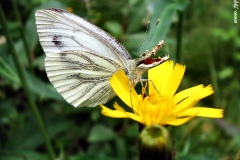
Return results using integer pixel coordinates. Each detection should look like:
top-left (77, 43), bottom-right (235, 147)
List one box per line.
top-left (140, 93), bottom-right (174, 125)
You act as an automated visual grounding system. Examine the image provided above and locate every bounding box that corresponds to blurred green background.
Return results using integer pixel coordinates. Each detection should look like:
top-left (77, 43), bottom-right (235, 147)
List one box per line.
top-left (0, 0), bottom-right (239, 160)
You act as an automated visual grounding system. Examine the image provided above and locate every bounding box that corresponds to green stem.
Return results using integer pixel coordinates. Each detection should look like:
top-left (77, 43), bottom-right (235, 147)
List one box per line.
top-left (11, 0), bottom-right (34, 73)
top-left (208, 52), bottom-right (221, 107)
top-left (176, 10), bottom-right (183, 63)
top-left (0, 4), bottom-right (56, 160)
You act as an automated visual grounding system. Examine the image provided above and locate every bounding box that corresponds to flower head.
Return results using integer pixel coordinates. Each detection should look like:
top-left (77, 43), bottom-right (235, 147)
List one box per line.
top-left (101, 61), bottom-right (223, 126)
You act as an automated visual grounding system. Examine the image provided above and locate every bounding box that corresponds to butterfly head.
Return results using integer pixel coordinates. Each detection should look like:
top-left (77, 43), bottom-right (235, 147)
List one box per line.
top-left (135, 40), bottom-right (169, 74)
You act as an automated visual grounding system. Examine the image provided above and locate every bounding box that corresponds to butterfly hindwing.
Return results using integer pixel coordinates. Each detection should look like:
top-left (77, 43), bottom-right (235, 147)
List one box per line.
top-left (45, 50), bottom-right (123, 107)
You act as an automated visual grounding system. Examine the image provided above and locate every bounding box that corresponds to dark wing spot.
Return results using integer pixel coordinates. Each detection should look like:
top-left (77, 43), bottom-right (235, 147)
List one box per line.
top-left (47, 8), bottom-right (66, 13)
top-left (52, 35), bottom-right (63, 47)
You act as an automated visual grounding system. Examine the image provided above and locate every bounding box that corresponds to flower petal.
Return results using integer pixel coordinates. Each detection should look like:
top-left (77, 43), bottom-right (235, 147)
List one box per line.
top-left (198, 85), bottom-right (214, 99)
top-left (110, 70), bottom-right (141, 109)
top-left (172, 85), bottom-right (204, 104)
top-left (113, 102), bottom-right (125, 111)
top-left (162, 63), bottom-right (186, 99)
top-left (101, 104), bottom-right (143, 122)
top-left (178, 107), bottom-right (223, 118)
top-left (101, 105), bottom-right (128, 118)
top-left (148, 61), bottom-right (174, 95)
top-left (174, 85), bottom-right (214, 113)
top-left (165, 117), bottom-right (194, 126)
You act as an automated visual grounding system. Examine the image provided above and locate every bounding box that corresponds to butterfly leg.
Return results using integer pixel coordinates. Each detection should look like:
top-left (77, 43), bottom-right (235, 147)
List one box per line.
top-left (140, 79), bottom-right (159, 94)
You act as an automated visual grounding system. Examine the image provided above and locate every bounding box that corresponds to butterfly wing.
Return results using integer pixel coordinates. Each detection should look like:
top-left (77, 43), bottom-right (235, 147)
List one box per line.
top-left (45, 50), bottom-right (122, 107)
top-left (35, 8), bottom-right (131, 66)
top-left (35, 8), bottom-right (130, 107)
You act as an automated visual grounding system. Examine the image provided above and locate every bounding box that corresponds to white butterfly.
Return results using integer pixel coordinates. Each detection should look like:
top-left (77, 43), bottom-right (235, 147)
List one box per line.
top-left (35, 8), bottom-right (169, 107)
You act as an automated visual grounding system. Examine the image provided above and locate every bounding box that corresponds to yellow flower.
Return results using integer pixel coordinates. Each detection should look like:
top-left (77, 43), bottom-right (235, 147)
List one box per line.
top-left (101, 61), bottom-right (223, 126)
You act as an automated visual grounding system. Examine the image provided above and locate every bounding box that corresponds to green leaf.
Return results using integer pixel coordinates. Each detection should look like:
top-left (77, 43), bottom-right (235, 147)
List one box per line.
top-left (0, 151), bottom-right (48, 160)
top-left (0, 51), bottom-right (62, 101)
top-left (0, 56), bottom-right (20, 84)
top-left (6, 115), bottom-right (72, 151)
top-left (88, 124), bottom-right (117, 142)
top-left (127, 0), bottom-right (149, 33)
top-left (104, 21), bottom-right (123, 38)
top-left (69, 153), bottom-right (115, 160)
top-left (24, 70), bottom-right (63, 101)
top-left (115, 138), bottom-right (127, 160)
top-left (144, 0), bottom-right (189, 50)
top-left (0, 100), bottom-right (18, 125)
top-left (218, 67), bottom-right (234, 80)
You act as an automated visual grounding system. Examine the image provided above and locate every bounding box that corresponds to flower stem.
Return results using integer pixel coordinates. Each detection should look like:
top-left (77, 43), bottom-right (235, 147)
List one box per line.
top-left (10, 0), bottom-right (34, 74)
top-left (208, 52), bottom-right (221, 107)
top-left (0, 4), bottom-right (56, 160)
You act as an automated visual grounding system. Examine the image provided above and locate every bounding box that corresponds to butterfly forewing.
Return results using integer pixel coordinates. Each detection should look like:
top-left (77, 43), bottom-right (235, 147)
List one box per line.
top-left (35, 8), bottom-right (131, 66)
top-left (35, 8), bottom-right (131, 107)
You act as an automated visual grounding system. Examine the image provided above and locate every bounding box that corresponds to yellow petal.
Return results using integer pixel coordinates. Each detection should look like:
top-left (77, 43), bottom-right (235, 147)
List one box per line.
top-left (165, 117), bottom-right (194, 126)
top-left (162, 63), bottom-right (185, 99)
top-left (178, 107), bottom-right (224, 118)
top-left (172, 85), bottom-right (204, 104)
top-left (148, 61), bottom-right (174, 95)
top-left (113, 102), bottom-right (125, 111)
top-left (198, 85), bottom-right (214, 99)
top-left (101, 105), bottom-right (128, 118)
top-left (127, 114), bottom-right (144, 124)
top-left (110, 70), bottom-right (140, 109)
top-left (173, 85), bottom-right (214, 113)
top-left (173, 95), bottom-right (199, 114)
top-left (101, 104), bottom-right (143, 123)
top-left (113, 102), bottom-right (140, 118)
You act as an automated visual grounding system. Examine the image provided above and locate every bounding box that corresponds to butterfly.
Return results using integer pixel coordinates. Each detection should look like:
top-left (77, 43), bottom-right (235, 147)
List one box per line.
top-left (35, 8), bottom-right (169, 107)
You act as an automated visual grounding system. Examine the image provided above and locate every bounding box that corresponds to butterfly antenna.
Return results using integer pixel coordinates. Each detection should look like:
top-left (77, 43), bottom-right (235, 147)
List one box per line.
top-left (140, 21), bottom-right (150, 54)
top-left (145, 19), bottom-right (160, 46)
